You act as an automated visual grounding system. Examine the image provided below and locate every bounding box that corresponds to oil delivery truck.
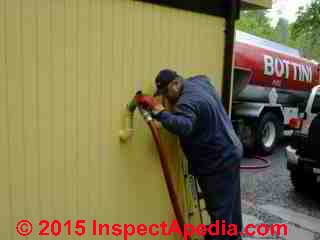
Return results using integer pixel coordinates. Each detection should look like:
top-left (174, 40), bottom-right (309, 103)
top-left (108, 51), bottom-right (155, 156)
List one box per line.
top-left (232, 31), bottom-right (320, 155)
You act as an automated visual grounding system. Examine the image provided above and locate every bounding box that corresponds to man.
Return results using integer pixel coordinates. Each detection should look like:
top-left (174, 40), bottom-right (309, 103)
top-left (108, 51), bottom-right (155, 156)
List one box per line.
top-left (138, 69), bottom-right (243, 240)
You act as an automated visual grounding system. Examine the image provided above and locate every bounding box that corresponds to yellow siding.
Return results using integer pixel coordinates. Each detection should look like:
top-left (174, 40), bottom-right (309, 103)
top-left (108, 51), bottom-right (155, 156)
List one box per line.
top-left (0, 0), bottom-right (225, 239)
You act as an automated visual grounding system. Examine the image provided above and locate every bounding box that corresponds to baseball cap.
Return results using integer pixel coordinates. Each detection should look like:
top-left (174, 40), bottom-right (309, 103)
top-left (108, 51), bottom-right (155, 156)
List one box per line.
top-left (154, 69), bottom-right (179, 96)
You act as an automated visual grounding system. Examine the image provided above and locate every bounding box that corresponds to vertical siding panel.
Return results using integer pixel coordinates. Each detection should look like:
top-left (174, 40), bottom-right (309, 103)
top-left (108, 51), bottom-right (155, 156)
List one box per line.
top-left (0, 0), bottom-right (11, 238)
top-left (197, 15), bottom-right (203, 73)
top-left (21, 0), bottom-right (40, 224)
top-left (88, 0), bottom-right (101, 219)
top-left (127, 2), bottom-right (146, 184)
top-left (120, 0), bottom-right (132, 189)
top-left (51, 0), bottom-right (66, 219)
top-left (126, 1), bottom-right (135, 99)
top-left (37, 0), bottom-right (53, 219)
top-left (174, 9), bottom-right (182, 72)
top-left (120, 0), bottom-right (139, 224)
top-left (77, 0), bottom-right (90, 218)
top-left (194, 15), bottom-right (202, 73)
top-left (65, 0), bottom-right (78, 219)
top-left (152, 5), bottom-right (163, 70)
top-left (122, 1), bottom-right (133, 100)
top-left (180, 10), bottom-right (190, 74)
top-left (204, 18), bottom-right (211, 75)
top-left (218, 19), bottom-right (226, 92)
top-left (169, 8), bottom-right (178, 70)
top-left (160, 7), bottom-right (170, 69)
top-left (199, 16), bottom-right (206, 73)
top-left (100, 0), bottom-right (114, 221)
top-left (5, 0), bottom-right (26, 228)
top-left (197, 15), bottom-right (205, 72)
top-left (148, 4), bottom-right (156, 80)
top-left (113, 0), bottom-right (129, 223)
top-left (142, 3), bottom-right (152, 90)
top-left (184, 11), bottom-right (193, 76)
top-left (207, 17), bottom-right (215, 79)
top-left (150, 4), bottom-right (159, 78)
top-left (131, 1), bottom-right (144, 92)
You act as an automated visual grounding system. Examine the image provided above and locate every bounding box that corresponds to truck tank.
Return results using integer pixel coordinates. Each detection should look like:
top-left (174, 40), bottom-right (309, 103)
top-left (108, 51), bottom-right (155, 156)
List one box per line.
top-left (233, 31), bottom-right (320, 106)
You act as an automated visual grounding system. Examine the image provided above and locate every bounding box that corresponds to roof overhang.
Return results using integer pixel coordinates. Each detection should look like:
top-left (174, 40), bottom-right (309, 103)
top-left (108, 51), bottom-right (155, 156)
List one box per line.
top-left (139, 0), bottom-right (239, 19)
top-left (140, 0), bottom-right (271, 19)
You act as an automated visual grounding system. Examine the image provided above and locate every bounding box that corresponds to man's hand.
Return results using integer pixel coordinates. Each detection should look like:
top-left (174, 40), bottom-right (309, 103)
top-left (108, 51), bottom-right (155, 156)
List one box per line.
top-left (135, 95), bottom-right (165, 114)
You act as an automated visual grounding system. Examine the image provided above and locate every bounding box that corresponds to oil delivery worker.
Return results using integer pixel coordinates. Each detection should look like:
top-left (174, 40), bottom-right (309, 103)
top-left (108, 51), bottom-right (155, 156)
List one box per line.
top-left (136, 69), bottom-right (243, 240)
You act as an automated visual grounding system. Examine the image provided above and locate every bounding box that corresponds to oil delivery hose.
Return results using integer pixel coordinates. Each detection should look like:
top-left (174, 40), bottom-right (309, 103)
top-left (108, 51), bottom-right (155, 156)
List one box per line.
top-left (131, 94), bottom-right (270, 237)
top-left (145, 113), bottom-right (270, 227)
top-left (125, 93), bottom-right (188, 235)
top-left (147, 117), bottom-right (270, 230)
top-left (147, 118), bottom-right (270, 239)
top-left (240, 156), bottom-right (271, 170)
top-left (147, 120), bottom-right (188, 233)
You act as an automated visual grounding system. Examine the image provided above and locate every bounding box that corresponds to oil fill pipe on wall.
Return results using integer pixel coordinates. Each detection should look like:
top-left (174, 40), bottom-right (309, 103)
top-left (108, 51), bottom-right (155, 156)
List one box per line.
top-left (119, 92), bottom-right (189, 239)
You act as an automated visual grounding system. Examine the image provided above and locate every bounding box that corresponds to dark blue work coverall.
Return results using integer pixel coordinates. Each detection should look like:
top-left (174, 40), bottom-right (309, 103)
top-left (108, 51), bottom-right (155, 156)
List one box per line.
top-left (153, 75), bottom-right (243, 240)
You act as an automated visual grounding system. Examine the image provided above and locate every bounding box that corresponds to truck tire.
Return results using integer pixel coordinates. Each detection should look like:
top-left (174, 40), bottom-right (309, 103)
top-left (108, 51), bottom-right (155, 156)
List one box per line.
top-left (237, 119), bottom-right (256, 155)
top-left (256, 112), bottom-right (281, 155)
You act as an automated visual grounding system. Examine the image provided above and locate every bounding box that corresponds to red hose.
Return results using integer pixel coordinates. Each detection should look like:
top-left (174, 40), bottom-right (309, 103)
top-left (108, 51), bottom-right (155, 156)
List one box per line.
top-left (146, 116), bottom-right (269, 239)
top-left (240, 156), bottom-right (271, 170)
top-left (147, 121), bottom-right (188, 238)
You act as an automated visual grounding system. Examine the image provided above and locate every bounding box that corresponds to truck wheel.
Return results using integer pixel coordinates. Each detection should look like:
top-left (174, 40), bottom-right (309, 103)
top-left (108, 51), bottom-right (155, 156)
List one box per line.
top-left (238, 120), bottom-right (256, 155)
top-left (256, 112), bottom-right (281, 155)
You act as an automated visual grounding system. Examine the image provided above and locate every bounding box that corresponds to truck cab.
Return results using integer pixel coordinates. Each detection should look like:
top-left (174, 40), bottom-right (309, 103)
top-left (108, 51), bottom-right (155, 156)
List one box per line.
top-left (286, 85), bottom-right (320, 191)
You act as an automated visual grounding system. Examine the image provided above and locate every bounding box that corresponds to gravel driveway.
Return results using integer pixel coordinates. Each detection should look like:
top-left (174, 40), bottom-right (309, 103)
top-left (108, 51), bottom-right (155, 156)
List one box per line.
top-left (240, 143), bottom-right (320, 240)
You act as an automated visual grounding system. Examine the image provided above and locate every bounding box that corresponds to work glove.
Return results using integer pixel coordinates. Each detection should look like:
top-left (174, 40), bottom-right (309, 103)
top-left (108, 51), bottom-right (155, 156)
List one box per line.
top-left (135, 95), bottom-right (158, 108)
top-left (135, 95), bottom-right (165, 116)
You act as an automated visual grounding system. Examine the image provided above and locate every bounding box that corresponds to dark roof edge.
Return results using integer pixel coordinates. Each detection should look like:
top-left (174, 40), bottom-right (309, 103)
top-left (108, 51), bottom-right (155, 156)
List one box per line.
top-left (139, 0), bottom-right (234, 19)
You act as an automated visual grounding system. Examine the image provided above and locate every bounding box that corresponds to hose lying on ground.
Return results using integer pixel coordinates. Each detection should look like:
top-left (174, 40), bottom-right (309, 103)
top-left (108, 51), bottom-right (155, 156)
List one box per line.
top-left (240, 156), bottom-right (271, 170)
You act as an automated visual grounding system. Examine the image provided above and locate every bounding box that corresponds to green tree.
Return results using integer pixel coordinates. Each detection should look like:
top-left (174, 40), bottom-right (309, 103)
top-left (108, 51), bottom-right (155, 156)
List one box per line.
top-left (274, 18), bottom-right (289, 45)
top-left (292, 0), bottom-right (320, 60)
top-left (236, 7), bottom-right (319, 61)
top-left (236, 10), bottom-right (276, 41)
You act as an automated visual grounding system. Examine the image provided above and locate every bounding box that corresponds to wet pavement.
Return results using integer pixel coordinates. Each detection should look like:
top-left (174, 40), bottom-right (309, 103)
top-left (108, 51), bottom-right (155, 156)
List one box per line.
top-left (240, 143), bottom-right (320, 240)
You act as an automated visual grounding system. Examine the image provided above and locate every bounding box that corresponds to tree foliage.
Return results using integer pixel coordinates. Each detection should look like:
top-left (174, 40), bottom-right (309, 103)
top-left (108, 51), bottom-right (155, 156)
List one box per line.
top-left (274, 18), bottom-right (289, 45)
top-left (236, 6), bottom-right (320, 61)
top-left (236, 10), bottom-right (276, 41)
top-left (292, 0), bottom-right (320, 60)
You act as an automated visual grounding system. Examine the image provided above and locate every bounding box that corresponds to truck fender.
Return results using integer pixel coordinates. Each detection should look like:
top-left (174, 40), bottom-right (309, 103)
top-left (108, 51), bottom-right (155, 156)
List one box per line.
top-left (232, 102), bottom-right (284, 120)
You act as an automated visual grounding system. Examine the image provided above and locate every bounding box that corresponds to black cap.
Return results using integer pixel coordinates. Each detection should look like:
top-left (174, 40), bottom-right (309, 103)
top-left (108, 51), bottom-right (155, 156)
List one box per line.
top-left (154, 69), bottom-right (179, 96)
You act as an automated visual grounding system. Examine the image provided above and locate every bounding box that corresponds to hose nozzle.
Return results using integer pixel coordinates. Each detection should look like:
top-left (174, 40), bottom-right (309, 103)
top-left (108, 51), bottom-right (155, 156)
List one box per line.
top-left (120, 91), bottom-right (154, 142)
top-left (127, 91), bottom-right (142, 113)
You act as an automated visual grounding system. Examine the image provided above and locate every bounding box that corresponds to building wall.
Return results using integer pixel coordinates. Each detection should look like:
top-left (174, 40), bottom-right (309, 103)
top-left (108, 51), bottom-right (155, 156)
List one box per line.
top-left (0, 0), bottom-right (225, 239)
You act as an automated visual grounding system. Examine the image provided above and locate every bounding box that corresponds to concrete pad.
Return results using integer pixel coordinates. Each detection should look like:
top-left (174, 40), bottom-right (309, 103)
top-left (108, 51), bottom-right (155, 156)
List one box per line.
top-left (285, 223), bottom-right (314, 240)
top-left (260, 204), bottom-right (320, 233)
